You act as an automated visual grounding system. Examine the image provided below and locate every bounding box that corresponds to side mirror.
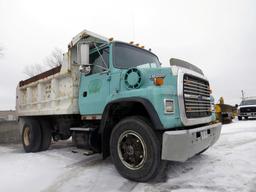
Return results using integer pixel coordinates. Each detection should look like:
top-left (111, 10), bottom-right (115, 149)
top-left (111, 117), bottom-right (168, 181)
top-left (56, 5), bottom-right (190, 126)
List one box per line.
top-left (79, 64), bottom-right (91, 75)
top-left (78, 43), bottom-right (89, 63)
top-left (78, 43), bottom-right (90, 75)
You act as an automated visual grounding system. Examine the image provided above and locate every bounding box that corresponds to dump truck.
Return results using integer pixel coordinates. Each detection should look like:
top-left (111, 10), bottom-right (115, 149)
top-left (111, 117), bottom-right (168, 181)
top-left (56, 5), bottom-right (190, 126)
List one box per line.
top-left (16, 30), bottom-right (221, 182)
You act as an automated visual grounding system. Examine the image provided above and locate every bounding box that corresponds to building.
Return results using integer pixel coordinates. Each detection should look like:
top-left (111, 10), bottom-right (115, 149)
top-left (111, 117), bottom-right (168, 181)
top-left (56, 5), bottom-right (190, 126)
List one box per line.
top-left (0, 110), bottom-right (17, 121)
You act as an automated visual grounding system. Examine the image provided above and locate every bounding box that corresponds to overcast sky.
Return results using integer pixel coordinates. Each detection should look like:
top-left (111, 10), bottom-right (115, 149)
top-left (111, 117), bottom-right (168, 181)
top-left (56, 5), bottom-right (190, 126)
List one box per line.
top-left (0, 0), bottom-right (255, 110)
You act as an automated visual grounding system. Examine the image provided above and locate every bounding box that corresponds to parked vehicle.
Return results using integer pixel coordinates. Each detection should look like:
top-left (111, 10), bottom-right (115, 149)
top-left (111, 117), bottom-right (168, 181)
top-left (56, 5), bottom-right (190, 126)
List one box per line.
top-left (16, 30), bottom-right (221, 182)
top-left (238, 98), bottom-right (256, 120)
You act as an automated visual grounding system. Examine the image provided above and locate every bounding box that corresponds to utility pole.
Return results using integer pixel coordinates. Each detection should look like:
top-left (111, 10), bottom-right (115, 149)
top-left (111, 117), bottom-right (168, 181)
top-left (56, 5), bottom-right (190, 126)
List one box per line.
top-left (241, 90), bottom-right (245, 100)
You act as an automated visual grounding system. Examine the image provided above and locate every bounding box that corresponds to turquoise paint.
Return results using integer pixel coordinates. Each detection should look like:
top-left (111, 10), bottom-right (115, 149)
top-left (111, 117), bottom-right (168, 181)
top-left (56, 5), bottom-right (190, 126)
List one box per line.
top-left (210, 95), bottom-right (217, 122)
top-left (88, 79), bottom-right (102, 93)
top-left (107, 67), bottom-right (183, 129)
top-left (78, 44), bottom-right (111, 115)
top-left (78, 42), bottom-right (187, 129)
top-left (79, 72), bottom-right (110, 114)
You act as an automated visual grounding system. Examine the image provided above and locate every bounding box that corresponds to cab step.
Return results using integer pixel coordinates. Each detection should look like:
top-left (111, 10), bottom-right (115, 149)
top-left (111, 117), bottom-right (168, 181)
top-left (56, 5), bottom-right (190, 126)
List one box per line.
top-left (70, 127), bottom-right (95, 132)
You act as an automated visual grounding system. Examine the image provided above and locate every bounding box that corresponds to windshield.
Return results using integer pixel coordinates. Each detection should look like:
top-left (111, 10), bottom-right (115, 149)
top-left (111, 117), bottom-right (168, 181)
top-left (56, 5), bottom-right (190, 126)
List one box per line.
top-left (113, 42), bottom-right (161, 69)
top-left (240, 99), bottom-right (256, 106)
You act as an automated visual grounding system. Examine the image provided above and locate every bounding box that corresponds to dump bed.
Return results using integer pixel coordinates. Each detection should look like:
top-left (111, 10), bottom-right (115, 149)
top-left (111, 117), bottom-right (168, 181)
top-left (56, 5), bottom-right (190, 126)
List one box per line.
top-left (16, 64), bottom-right (80, 116)
top-left (16, 29), bottom-right (109, 117)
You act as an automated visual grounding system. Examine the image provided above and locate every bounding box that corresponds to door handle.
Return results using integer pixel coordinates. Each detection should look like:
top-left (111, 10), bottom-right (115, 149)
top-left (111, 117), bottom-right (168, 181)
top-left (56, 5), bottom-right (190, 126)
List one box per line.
top-left (83, 91), bottom-right (87, 97)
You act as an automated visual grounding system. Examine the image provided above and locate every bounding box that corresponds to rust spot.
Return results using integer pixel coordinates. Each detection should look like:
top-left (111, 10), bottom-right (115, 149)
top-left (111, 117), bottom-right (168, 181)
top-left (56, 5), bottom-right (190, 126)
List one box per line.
top-left (19, 65), bottom-right (61, 87)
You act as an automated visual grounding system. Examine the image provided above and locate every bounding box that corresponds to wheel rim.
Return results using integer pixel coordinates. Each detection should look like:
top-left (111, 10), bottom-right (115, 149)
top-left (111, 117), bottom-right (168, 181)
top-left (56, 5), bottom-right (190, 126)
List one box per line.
top-left (117, 130), bottom-right (147, 170)
top-left (23, 126), bottom-right (30, 146)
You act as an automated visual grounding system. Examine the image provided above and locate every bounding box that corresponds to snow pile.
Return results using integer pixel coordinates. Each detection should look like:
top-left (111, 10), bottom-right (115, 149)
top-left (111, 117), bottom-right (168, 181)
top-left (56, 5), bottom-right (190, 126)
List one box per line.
top-left (0, 119), bottom-right (255, 192)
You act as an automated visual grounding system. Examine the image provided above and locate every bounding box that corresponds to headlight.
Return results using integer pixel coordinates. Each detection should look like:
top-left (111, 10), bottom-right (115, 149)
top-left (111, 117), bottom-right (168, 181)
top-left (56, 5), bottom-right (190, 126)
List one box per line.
top-left (164, 99), bottom-right (174, 114)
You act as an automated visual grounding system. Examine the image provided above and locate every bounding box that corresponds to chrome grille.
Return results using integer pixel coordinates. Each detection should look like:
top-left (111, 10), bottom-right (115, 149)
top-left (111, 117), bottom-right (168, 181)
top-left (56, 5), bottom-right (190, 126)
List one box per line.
top-left (183, 74), bottom-right (211, 118)
top-left (240, 107), bottom-right (256, 113)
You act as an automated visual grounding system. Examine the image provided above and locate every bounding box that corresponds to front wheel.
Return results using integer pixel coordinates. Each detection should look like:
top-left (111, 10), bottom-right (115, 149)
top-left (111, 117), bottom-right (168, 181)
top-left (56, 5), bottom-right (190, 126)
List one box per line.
top-left (110, 116), bottom-right (165, 182)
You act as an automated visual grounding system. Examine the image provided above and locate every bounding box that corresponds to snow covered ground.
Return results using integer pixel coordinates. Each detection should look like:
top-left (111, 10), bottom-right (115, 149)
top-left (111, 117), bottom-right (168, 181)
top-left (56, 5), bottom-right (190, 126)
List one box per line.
top-left (0, 119), bottom-right (256, 192)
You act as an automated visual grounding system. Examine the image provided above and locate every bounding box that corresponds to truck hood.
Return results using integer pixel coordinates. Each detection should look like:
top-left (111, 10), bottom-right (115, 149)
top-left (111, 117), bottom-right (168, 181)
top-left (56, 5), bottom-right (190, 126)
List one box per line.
top-left (170, 58), bottom-right (204, 75)
top-left (138, 67), bottom-right (172, 79)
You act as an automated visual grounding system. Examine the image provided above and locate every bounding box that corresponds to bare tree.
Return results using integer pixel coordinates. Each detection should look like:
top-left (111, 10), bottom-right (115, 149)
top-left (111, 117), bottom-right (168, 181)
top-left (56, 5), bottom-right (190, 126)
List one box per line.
top-left (0, 47), bottom-right (3, 57)
top-left (23, 63), bottom-right (45, 77)
top-left (24, 48), bottom-right (63, 77)
top-left (44, 48), bottom-right (63, 68)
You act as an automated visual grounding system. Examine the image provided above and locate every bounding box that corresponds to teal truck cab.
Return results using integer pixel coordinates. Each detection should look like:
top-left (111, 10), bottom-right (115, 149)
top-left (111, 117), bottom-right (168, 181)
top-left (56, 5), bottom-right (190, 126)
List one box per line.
top-left (16, 30), bottom-right (221, 182)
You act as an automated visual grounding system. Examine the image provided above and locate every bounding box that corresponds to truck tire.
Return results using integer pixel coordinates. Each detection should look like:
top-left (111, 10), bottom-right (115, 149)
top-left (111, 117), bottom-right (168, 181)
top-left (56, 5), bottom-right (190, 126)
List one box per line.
top-left (238, 116), bottom-right (242, 121)
top-left (110, 116), bottom-right (165, 182)
top-left (22, 118), bottom-right (42, 152)
top-left (39, 120), bottom-right (52, 151)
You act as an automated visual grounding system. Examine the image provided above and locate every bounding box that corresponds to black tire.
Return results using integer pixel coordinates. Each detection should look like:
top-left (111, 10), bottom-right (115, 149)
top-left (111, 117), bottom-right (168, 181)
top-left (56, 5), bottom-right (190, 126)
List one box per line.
top-left (21, 118), bottom-right (42, 152)
top-left (245, 116), bottom-right (248, 120)
top-left (39, 120), bottom-right (52, 151)
top-left (110, 116), bottom-right (165, 182)
top-left (238, 116), bottom-right (242, 121)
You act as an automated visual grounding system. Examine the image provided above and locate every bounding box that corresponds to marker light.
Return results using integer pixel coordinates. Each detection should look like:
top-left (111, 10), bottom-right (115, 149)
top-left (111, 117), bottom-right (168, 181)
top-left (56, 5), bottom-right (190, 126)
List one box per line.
top-left (153, 77), bottom-right (164, 86)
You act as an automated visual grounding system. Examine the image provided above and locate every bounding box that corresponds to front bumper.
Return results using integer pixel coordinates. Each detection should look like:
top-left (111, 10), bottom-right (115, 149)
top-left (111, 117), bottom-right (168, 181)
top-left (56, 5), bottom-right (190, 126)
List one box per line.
top-left (239, 112), bottom-right (256, 117)
top-left (161, 122), bottom-right (222, 162)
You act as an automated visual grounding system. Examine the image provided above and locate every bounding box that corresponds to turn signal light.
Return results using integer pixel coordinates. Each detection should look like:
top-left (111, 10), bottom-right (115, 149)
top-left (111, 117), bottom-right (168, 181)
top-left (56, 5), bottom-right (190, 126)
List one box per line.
top-left (153, 77), bottom-right (164, 86)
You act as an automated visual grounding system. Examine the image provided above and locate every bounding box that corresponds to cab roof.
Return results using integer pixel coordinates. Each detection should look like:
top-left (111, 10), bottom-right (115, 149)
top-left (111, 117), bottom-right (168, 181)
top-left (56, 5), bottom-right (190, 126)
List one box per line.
top-left (68, 29), bottom-right (109, 48)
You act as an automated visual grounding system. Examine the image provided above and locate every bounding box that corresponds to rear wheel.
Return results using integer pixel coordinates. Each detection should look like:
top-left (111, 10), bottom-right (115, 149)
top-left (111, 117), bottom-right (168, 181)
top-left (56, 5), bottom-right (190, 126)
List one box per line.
top-left (110, 116), bottom-right (165, 182)
top-left (22, 118), bottom-right (42, 152)
top-left (39, 120), bottom-right (52, 151)
top-left (244, 116), bottom-right (248, 120)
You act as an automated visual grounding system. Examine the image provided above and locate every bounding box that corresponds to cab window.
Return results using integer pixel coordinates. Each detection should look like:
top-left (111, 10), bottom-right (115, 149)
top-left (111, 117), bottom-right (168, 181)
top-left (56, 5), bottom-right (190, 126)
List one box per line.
top-left (89, 47), bottom-right (109, 74)
top-left (113, 42), bottom-right (160, 69)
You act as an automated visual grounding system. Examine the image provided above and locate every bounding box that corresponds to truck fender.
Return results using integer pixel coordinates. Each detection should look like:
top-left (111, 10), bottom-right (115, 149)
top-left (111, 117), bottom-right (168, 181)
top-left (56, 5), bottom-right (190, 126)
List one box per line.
top-left (99, 97), bottom-right (164, 159)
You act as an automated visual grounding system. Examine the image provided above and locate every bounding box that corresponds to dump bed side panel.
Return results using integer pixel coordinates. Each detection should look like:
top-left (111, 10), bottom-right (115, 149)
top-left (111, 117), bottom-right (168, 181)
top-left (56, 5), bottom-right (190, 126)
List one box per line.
top-left (16, 64), bottom-right (80, 116)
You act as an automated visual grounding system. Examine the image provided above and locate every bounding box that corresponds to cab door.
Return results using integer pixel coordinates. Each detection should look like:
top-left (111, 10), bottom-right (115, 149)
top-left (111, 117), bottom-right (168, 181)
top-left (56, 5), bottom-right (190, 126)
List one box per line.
top-left (79, 46), bottom-right (110, 115)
